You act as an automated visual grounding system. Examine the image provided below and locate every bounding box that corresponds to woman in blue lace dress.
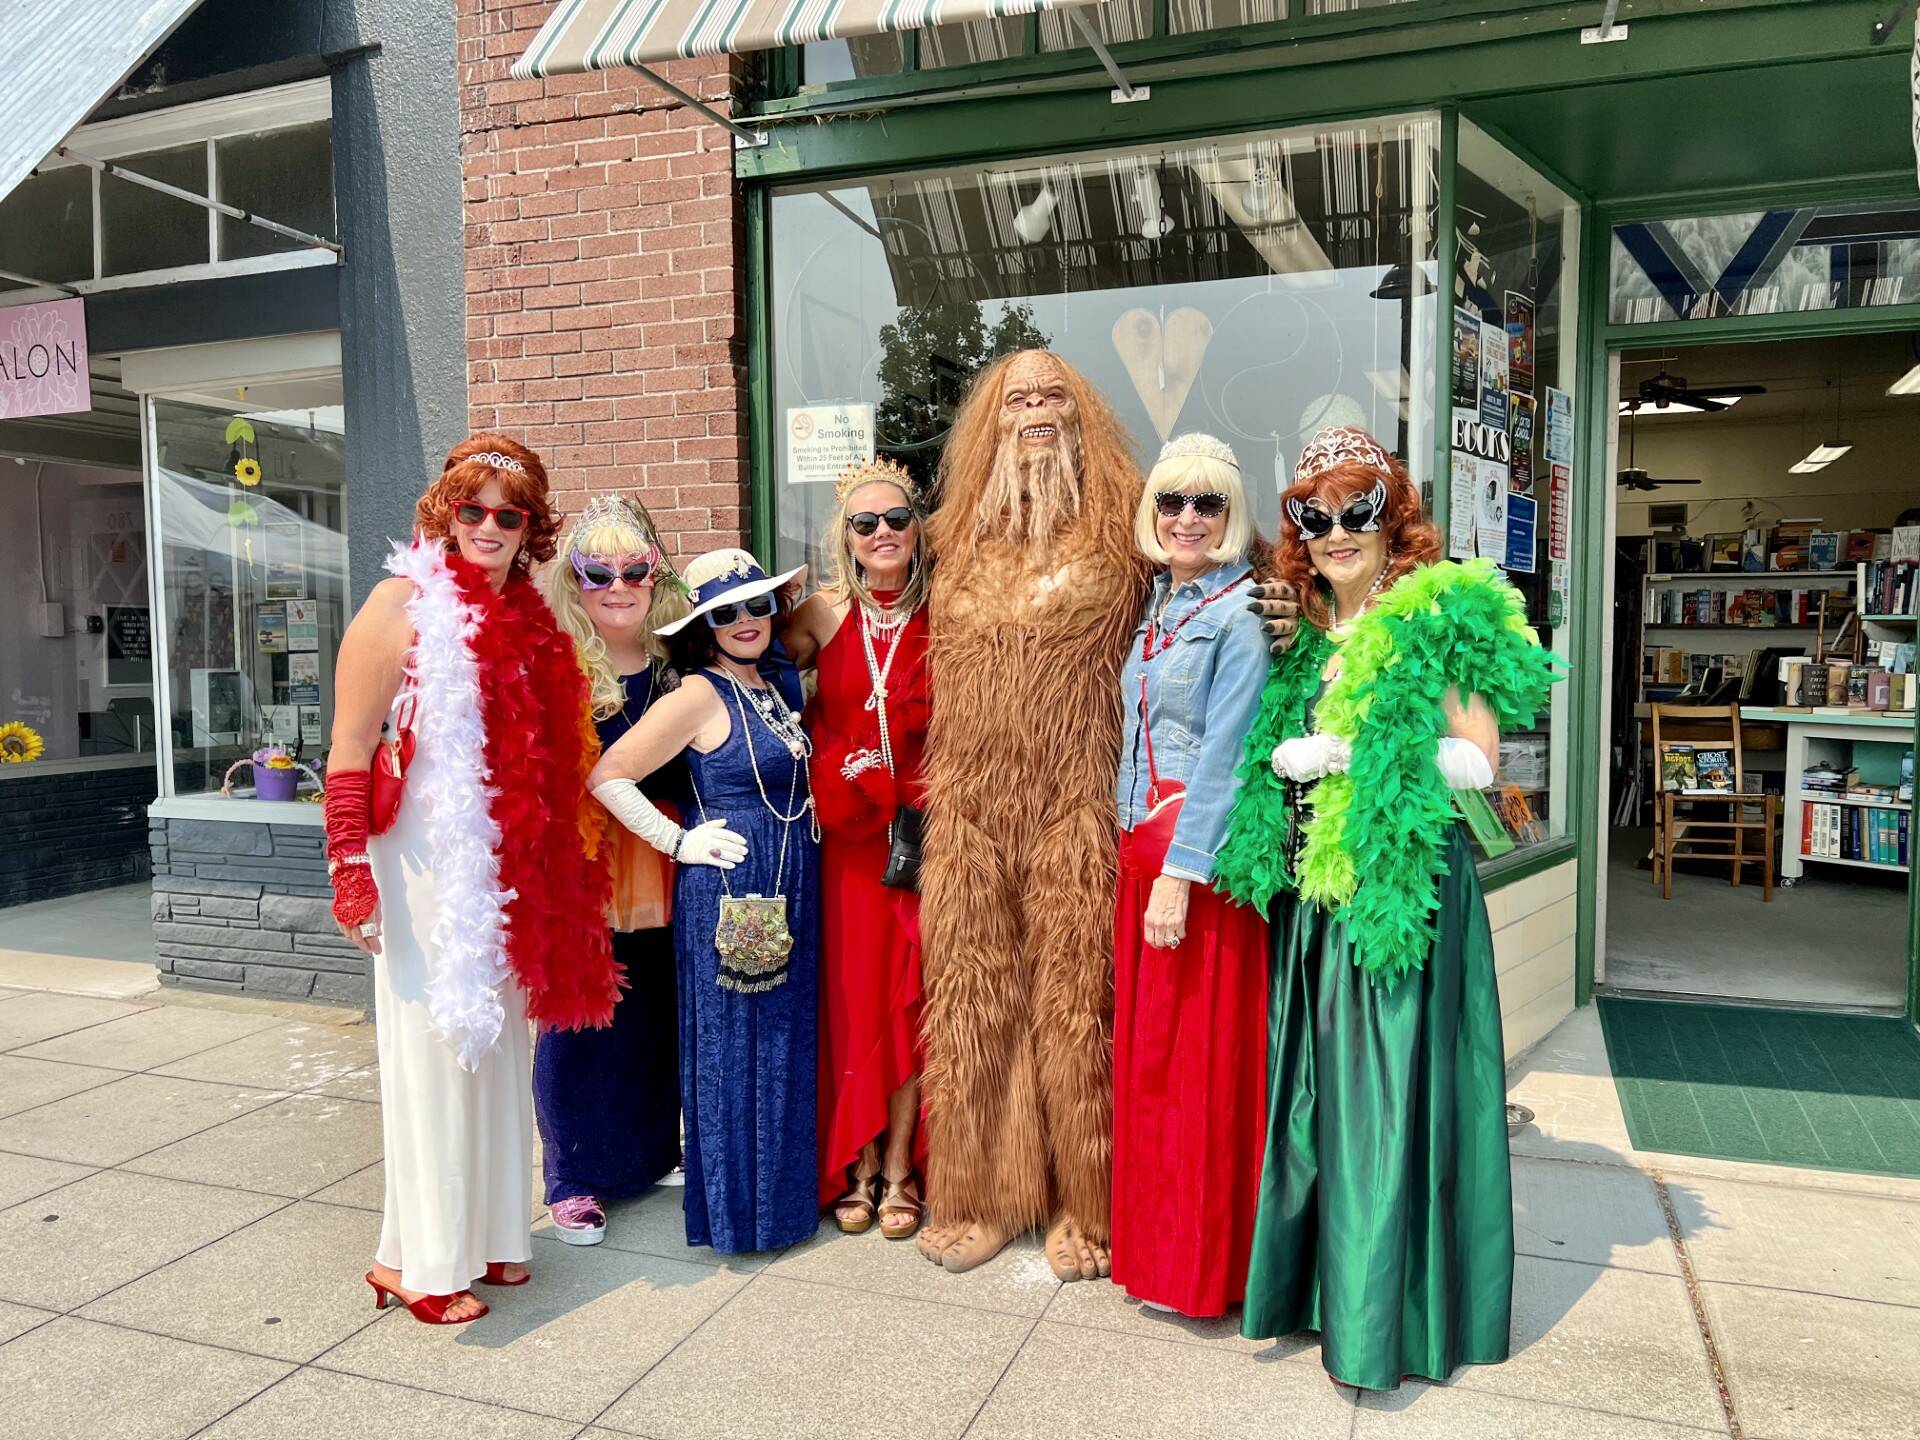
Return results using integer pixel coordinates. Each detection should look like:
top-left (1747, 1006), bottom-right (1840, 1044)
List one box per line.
top-left (588, 548), bottom-right (819, 1254)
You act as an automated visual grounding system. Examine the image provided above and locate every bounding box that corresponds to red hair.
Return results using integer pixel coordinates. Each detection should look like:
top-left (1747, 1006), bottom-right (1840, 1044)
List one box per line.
top-left (1275, 455), bottom-right (1440, 629)
top-left (415, 434), bottom-right (559, 572)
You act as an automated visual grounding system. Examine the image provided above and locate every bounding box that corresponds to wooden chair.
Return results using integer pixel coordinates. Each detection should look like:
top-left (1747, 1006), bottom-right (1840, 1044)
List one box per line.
top-left (1650, 703), bottom-right (1778, 901)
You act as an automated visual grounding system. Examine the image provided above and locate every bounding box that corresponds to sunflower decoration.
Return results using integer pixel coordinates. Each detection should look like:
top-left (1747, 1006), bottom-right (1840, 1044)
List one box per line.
top-left (234, 456), bottom-right (262, 487)
top-left (226, 417), bottom-right (261, 487)
top-left (0, 721), bottom-right (45, 764)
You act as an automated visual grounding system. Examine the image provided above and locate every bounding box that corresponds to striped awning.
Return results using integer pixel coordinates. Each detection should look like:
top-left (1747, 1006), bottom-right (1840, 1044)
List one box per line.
top-left (1, 0), bottom-right (206, 203)
top-left (511, 0), bottom-right (1105, 77)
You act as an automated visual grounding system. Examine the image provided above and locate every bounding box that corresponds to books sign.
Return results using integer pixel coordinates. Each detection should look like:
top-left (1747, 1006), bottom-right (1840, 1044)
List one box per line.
top-left (0, 297), bottom-right (89, 420)
top-left (786, 404), bottom-right (874, 485)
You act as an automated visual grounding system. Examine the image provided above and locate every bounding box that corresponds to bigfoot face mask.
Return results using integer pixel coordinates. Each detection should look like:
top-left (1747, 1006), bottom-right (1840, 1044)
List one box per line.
top-left (976, 353), bottom-right (1083, 554)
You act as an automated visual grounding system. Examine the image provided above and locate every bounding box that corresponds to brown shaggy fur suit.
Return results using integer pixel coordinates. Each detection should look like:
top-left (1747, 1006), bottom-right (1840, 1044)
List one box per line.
top-left (919, 352), bottom-right (1148, 1241)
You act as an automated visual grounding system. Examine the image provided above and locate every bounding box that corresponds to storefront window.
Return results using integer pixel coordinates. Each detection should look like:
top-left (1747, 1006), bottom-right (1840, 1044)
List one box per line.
top-left (802, 33), bottom-right (907, 85)
top-left (768, 113), bottom-right (1440, 572)
top-left (1039, 0), bottom-right (1152, 49)
top-left (150, 391), bottom-right (346, 799)
top-left (216, 123), bottom-right (336, 261)
top-left (1170, 0), bottom-right (1426, 36)
top-left (919, 17), bottom-right (1028, 68)
top-left (0, 167), bottom-right (92, 291)
top-left (101, 145), bottom-right (210, 276)
top-left (1609, 200), bottom-right (1920, 324)
top-left (1453, 120), bottom-right (1581, 856)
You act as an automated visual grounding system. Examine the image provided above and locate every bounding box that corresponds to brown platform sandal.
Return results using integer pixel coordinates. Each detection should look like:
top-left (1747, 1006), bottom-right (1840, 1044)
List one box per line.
top-left (878, 1169), bottom-right (923, 1241)
top-left (834, 1169), bottom-right (880, 1234)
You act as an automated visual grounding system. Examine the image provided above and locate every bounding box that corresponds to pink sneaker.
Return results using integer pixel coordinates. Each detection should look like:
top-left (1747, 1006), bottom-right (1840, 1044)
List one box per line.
top-left (550, 1195), bottom-right (606, 1246)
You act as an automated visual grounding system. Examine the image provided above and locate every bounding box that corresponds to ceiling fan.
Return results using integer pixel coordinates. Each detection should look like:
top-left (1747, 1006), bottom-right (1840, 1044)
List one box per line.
top-left (1617, 408), bottom-right (1704, 491)
top-left (1624, 367), bottom-right (1767, 414)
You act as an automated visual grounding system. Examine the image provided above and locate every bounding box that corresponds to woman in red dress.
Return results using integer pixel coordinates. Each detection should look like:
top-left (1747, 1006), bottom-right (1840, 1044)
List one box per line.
top-left (786, 457), bottom-right (930, 1240)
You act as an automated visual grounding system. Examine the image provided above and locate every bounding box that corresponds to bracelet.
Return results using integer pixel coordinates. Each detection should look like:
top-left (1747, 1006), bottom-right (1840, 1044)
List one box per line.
top-left (327, 854), bottom-right (372, 877)
top-left (669, 828), bottom-right (688, 862)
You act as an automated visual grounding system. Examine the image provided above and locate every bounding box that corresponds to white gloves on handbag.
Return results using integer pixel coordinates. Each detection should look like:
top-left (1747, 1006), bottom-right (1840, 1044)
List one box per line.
top-left (1272, 733), bottom-right (1352, 782)
top-left (592, 780), bottom-right (748, 869)
top-left (1434, 736), bottom-right (1496, 790)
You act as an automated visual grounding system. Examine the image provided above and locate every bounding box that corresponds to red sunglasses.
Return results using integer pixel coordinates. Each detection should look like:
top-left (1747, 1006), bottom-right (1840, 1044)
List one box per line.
top-left (453, 500), bottom-right (531, 532)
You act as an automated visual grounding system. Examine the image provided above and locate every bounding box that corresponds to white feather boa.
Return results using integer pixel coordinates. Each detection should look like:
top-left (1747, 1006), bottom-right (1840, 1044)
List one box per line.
top-left (386, 539), bottom-right (517, 1070)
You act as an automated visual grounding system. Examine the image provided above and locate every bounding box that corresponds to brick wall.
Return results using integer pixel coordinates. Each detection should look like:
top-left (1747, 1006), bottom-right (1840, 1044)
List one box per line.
top-left (458, 0), bottom-right (751, 561)
top-left (0, 766), bottom-right (156, 909)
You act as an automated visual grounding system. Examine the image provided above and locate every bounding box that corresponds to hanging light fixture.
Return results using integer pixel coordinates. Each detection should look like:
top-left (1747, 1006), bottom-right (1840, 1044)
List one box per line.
top-left (1243, 156), bottom-right (1278, 221)
top-left (1791, 373), bottom-right (1851, 473)
top-left (1132, 168), bottom-right (1173, 241)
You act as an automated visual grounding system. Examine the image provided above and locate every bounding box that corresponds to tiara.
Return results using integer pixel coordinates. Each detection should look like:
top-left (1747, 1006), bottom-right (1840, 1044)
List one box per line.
top-left (472, 450), bottom-right (526, 474)
top-left (1156, 433), bottom-right (1239, 471)
top-left (573, 491), bottom-right (658, 540)
top-left (1294, 426), bottom-right (1393, 484)
top-left (834, 454), bottom-right (921, 505)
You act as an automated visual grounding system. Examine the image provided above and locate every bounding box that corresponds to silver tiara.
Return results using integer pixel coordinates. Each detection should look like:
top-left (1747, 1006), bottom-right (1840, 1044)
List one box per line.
top-left (573, 491), bottom-right (656, 539)
top-left (473, 450), bottom-right (526, 474)
top-left (1156, 433), bottom-right (1239, 470)
top-left (1294, 426), bottom-right (1393, 484)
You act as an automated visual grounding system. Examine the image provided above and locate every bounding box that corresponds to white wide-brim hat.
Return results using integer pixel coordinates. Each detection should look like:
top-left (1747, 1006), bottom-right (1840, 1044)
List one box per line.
top-left (653, 547), bottom-right (803, 636)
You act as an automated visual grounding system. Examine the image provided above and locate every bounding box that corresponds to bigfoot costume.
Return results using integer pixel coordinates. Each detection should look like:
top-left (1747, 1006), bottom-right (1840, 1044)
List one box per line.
top-left (917, 351), bottom-right (1148, 1278)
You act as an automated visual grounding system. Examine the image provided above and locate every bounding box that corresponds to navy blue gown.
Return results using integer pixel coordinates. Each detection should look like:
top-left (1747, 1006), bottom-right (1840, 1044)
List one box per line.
top-left (532, 669), bottom-right (684, 1204)
top-left (675, 665), bottom-right (819, 1253)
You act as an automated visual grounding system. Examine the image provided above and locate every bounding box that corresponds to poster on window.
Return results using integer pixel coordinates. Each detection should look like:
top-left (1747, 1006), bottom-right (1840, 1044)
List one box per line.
top-left (1478, 320), bottom-right (1510, 431)
top-left (288, 652), bottom-right (321, 707)
top-left (105, 604), bottom-right (150, 687)
top-left (265, 522), bottom-right (304, 600)
top-left (1548, 460), bottom-right (1573, 627)
top-left (255, 602), bottom-right (288, 654)
top-left (785, 404), bottom-right (875, 485)
top-left (1448, 449), bottom-right (1477, 560)
top-left (1543, 386), bottom-right (1573, 465)
top-left (1508, 393), bottom-right (1536, 495)
top-left (1475, 456), bottom-right (1509, 562)
top-left (1504, 493), bottom-right (1537, 574)
top-left (1505, 291), bottom-right (1535, 391)
top-left (1451, 307), bottom-right (1481, 419)
top-left (299, 705), bottom-right (324, 747)
top-left (286, 599), bottom-right (320, 653)
top-left (261, 704), bottom-right (299, 744)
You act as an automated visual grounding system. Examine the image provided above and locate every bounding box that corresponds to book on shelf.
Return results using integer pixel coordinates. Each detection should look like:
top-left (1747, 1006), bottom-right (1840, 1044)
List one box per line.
top-left (1847, 530), bottom-right (1881, 564)
top-left (1810, 531), bottom-right (1842, 569)
top-left (1660, 742), bottom-right (1697, 793)
top-left (1860, 558), bottom-right (1919, 617)
top-left (1847, 668), bottom-right (1871, 708)
top-left (1827, 662), bottom-right (1852, 705)
top-left (1893, 526), bottom-right (1920, 565)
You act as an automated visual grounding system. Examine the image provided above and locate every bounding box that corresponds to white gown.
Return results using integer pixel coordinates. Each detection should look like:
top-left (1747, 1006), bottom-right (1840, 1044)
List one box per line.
top-left (367, 694), bottom-right (532, 1295)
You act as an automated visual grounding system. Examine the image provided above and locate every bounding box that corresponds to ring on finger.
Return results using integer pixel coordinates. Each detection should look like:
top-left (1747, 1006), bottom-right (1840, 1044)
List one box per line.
top-left (359, 922), bottom-right (378, 937)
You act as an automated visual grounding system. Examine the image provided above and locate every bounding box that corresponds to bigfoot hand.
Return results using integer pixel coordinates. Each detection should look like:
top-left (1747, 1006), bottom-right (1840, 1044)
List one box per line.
top-left (1246, 580), bottom-right (1303, 654)
top-left (1144, 875), bottom-right (1191, 951)
top-left (1272, 733), bottom-right (1351, 783)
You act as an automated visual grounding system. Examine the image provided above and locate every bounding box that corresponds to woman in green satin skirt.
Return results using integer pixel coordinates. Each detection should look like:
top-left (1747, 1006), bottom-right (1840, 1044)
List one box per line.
top-left (1242, 824), bottom-right (1513, 1388)
top-left (1217, 425), bottom-right (1557, 1391)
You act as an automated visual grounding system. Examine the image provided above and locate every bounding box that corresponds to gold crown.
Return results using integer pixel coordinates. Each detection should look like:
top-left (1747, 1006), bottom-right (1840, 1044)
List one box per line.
top-left (834, 454), bottom-right (920, 506)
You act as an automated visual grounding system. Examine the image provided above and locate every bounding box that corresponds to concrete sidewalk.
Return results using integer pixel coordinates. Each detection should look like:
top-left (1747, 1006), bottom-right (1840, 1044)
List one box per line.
top-left (0, 985), bottom-right (1915, 1440)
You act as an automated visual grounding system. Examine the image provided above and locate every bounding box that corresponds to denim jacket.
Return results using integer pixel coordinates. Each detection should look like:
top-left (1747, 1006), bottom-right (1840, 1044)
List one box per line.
top-left (1114, 559), bottom-right (1269, 884)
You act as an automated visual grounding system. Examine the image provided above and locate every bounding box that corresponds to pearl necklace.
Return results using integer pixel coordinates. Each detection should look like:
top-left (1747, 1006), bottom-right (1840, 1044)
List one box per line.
top-left (859, 601), bottom-right (910, 714)
top-left (1327, 567), bottom-right (1389, 641)
top-left (714, 669), bottom-right (815, 833)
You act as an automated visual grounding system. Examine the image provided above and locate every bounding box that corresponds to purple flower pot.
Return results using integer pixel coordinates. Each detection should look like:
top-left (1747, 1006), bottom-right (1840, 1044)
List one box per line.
top-left (252, 764), bottom-right (300, 802)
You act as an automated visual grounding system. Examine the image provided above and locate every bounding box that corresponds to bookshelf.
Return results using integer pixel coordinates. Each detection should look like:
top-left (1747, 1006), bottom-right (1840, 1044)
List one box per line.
top-left (1742, 711), bottom-right (1915, 881)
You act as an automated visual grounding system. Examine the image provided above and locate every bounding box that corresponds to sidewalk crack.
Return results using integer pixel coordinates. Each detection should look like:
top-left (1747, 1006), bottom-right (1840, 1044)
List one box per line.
top-left (1653, 1168), bottom-right (1741, 1439)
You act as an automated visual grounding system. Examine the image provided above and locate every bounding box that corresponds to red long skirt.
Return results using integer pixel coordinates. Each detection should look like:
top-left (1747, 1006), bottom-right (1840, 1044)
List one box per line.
top-left (817, 831), bottom-right (925, 1206)
top-left (1110, 829), bottom-right (1270, 1316)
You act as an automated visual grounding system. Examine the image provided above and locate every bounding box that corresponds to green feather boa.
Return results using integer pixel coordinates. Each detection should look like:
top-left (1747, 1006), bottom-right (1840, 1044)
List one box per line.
top-left (1214, 559), bottom-right (1560, 985)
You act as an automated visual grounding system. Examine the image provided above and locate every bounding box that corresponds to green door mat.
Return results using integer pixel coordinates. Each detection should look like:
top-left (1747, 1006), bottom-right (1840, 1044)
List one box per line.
top-left (1597, 997), bottom-right (1920, 1179)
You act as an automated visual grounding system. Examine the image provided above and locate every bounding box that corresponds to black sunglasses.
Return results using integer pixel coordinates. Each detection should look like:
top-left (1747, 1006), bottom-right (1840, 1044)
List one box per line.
top-left (1153, 490), bottom-right (1229, 520)
top-left (1287, 493), bottom-right (1386, 539)
top-left (704, 593), bottom-right (778, 628)
top-left (847, 507), bottom-right (915, 537)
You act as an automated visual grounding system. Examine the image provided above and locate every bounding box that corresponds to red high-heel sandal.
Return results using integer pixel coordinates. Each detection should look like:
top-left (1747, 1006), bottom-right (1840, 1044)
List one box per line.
top-left (479, 1261), bottom-right (530, 1287)
top-left (365, 1271), bottom-right (488, 1325)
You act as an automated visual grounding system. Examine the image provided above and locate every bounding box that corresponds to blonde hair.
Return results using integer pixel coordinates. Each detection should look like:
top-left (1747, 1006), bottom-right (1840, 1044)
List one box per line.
top-left (828, 473), bottom-right (929, 617)
top-left (542, 510), bottom-right (688, 721)
top-left (1134, 452), bottom-right (1252, 566)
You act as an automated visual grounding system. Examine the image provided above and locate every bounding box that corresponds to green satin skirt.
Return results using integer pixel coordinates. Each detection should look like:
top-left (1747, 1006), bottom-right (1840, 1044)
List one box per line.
top-left (1240, 825), bottom-right (1513, 1390)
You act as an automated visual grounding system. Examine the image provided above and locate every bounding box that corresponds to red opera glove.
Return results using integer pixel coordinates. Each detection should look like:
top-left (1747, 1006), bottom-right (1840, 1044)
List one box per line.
top-left (813, 740), bottom-right (897, 839)
top-left (324, 769), bottom-right (380, 932)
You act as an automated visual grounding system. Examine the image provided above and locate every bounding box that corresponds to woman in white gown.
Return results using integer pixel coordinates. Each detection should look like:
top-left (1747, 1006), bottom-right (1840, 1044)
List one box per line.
top-left (325, 435), bottom-right (619, 1324)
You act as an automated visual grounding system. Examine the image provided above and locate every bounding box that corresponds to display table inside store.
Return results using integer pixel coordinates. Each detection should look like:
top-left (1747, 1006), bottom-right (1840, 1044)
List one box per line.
top-left (1739, 708), bottom-right (1915, 882)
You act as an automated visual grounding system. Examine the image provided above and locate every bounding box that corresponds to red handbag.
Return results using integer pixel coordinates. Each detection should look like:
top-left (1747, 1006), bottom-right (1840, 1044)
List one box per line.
top-left (370, 692), bottom-right (416, 836)
top-left (1121, 674), bottom-right (1186, 880)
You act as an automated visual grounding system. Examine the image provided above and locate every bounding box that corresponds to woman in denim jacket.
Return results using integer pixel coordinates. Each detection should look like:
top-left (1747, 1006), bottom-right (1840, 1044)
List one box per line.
top-left (1109, 432), bottom-right (1272, 1318)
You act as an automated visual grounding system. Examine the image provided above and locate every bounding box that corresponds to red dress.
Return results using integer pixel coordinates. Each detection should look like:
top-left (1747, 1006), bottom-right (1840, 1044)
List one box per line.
top-left (808, 594), bottom-right (929, 1204)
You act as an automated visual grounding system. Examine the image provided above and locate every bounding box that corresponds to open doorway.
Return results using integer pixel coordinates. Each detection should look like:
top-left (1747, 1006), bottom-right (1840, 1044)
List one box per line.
top-left (1603, 332), bottom-right (1916, 1011)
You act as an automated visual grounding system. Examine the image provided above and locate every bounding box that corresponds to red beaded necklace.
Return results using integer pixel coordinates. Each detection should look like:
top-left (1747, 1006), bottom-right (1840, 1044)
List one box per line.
top-left (1142, 572), bottom-right (1251, 661)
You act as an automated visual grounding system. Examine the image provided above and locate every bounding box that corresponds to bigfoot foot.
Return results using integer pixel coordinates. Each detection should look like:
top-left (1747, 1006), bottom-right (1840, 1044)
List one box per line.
top-left (916, 1221), bottom-right (963, 1266)
top-left (1045, 1215), bottom-right (1110, 1282)
top-left (933, 1217), bottom-right (1020, 1274)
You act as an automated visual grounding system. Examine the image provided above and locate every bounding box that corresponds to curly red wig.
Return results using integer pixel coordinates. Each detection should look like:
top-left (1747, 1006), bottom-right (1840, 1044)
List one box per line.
top-left (415, 434), bottom-right (559, 573)
top-left (1276, 454), bottom-right (1441, 630)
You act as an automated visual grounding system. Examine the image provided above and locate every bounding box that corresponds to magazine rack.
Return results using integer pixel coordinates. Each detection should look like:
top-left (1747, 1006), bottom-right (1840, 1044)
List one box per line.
top-left (1651, 703), bottom-right (1778, 901)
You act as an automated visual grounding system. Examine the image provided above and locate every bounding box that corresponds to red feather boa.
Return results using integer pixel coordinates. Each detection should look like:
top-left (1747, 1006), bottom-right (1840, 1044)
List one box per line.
top-left (446, 551), bottom-right (621, 1030)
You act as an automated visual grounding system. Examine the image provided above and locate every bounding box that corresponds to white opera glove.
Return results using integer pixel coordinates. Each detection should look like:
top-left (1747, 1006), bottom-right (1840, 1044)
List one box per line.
top-left (1434, 737), bottom-right (1496, 790)
top-left (1271, 733), bottom-right (1352, 783)
top-left (592, 780), bottom-right (747, 869)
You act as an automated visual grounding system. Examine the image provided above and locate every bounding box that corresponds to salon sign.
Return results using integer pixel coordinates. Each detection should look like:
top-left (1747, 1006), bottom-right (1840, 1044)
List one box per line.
top-left (0, 297), bottom-right (89, 420)
top-left (786, 403), bottom-right (873, 485)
